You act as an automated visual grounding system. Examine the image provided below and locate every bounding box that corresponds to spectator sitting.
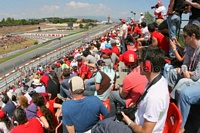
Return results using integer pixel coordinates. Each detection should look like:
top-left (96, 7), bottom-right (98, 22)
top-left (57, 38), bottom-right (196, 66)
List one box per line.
top-left (110, 39), bottom-right (120, 57)
top-left (58, 68), bottom-right (75, 100)
top-left (0, 109), bottom-right (13, 132)
top-left (2, 93), bottom-right (16, 119)
top-left (32, 79), bottom-right (46, 93)
top-left (166, 24), bottom-right (200, 100)
top-left (62, 76), bottom-right (109, 133)
top-left (84, 60), bottom-right (105, 96)
top-left (76, 56), bottom-right (92, 80)
top-left (82, 50), bottom-right (97, 65)
top-left (18, 95), bottom-right (37, 120)
top-left (110, 50), bottom-right (147, 115)
top-left (10, 108), bottom-right (44, 133)
top-left (95, 51), bottom-right (117, 100)
top-left (32, 93), bottom-right (56, 132)
top-left (121, 46), bottom-right (169, 132)
top-left (148, 23), bottom-right (169, 56)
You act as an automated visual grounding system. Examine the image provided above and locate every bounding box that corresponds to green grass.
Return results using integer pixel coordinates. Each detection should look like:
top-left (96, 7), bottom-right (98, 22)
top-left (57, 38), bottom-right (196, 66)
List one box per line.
top-left (0, 41), bottom-right (51, 64)
top-left (0, 30), bottom-right (87, 64)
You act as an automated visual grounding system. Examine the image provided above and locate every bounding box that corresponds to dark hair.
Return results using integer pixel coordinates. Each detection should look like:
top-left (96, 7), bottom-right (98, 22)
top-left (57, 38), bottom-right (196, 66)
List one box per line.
top-left (148, 23), bottom-right (155, 32)
top-left (82, 50), bottom-right (90, 57)
top-left (183, 24), bottom-right (200, 39)
top-left (13, 108), bottom-right (27, 125)
top-left (32, 93), bottom-right (56, 130)
top-left (0, 111), bottom-right (12, 130)
top-left (140, 46), bottom-right (165, 72)
top-left (2, 94), bottom-right (9, 104)
top-left (141, 22), bottom-right (146, 28)
top-left (63, 68), bottom-right (71, 77)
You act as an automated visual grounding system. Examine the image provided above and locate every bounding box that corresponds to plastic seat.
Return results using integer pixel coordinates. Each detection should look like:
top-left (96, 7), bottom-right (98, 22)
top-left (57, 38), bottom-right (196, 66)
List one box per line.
top-left (163, 102), bottom-right (182, 133)
top-left (100, 99), bottom-right (110, 120)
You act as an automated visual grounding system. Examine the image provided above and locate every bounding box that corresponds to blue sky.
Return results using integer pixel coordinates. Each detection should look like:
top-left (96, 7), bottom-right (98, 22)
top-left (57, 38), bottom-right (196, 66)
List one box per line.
top-left (0, 0), bottom-right (189, 25)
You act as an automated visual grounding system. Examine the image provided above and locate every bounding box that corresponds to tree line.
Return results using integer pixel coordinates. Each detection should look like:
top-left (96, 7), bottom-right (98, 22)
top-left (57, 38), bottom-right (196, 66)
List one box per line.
top-left (0, 17), bottom-right (98, 27)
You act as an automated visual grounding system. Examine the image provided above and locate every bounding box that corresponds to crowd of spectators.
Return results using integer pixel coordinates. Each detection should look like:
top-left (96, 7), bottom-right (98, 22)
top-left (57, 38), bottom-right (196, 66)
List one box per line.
top-left (0, 1), bottom-right (200, 132)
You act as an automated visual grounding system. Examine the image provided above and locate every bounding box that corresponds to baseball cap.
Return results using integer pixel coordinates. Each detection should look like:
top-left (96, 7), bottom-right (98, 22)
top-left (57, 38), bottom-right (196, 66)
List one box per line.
top-left (0, 110), bottom-right (5, 118)
top-left (121, 50), bottom-right (138, 65)
top-left (69, 76), bottom-right (84, 92)
top-left (102, 48), bottom-right (112, 56)
top-left (76, 56), bottom-right (82, 61)
top-left (140, 12), bottom-right (143, 15)
top-left (157, 0), bottom-right (162, 4)
top-left (120, 19), bottom-right (126, 23)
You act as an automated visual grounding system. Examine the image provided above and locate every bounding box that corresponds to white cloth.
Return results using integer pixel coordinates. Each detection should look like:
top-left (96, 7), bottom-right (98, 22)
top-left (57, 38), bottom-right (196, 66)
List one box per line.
top-left (155, 6), bottom-right (167, 19)
top-left (0, 122), bottom-right (10, 133)
top-left (35, 85), bottom-right (46, 93)
top-left (100, 42), bottom-right (106, 50)
top-left (141, 26), bottom-right (149, 39)
top-left (135, 76), bottom-right (169, 133)
top-left (119, 24), bottom-right (128, 39)
top-left (139, 16), bottom-right (144, 23)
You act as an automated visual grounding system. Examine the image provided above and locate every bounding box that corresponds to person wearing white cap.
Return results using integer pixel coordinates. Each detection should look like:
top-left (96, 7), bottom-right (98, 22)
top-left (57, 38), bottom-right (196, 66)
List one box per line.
top-left (62, 76), bottom-right (109, 133)
top-left (139, 12), bottom-right (145, 23)
top-left (32, 79), bottom-right (46, 93)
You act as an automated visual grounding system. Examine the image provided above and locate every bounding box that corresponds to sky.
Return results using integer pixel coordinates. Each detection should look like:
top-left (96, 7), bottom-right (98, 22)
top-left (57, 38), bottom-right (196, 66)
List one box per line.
top-left (0, 0), bottom-right (189, 26)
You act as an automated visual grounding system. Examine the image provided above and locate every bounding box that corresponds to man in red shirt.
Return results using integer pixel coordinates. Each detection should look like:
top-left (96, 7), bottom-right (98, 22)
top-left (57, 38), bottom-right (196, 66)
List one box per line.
top-left (110, 50), bottom-right (147, 114)
top-left (11, 108), bottom-right (44, 133)
top-left (76, 56), bottom-right (92, 80)
top-left (148, 23), bottom-right (169, 56)
top-left (111, 40), bottom-right (120, 57)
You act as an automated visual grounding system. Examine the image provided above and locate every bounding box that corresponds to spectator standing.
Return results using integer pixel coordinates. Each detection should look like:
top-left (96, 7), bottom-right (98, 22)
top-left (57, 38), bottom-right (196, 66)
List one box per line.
top-left (185, 0), bottom-right (200, 24)
top-left (154, 1), bottom-right (167, 25)
top-left (62, 76), bottom-right (109, 133)
top-left (139, 13), bottom-right (145, 23)
top-left (119, 19), bottom-right (128, 54)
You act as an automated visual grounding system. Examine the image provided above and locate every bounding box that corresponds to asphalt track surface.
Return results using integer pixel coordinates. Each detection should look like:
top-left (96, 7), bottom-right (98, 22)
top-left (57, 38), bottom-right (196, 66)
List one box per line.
top-left (0, 24), bottom-right (114, 77)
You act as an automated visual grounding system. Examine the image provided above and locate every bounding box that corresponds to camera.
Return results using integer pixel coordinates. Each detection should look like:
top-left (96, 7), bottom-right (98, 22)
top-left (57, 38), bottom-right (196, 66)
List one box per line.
top-left (151, 4), bottom-right (158, 9)
top-left (116, 103), bottom-right (137, 121)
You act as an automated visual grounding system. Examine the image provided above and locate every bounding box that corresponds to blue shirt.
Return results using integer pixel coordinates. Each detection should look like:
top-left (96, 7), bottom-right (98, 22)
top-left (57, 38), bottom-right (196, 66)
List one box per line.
top-left (62, 96), bottom-right (109, 133)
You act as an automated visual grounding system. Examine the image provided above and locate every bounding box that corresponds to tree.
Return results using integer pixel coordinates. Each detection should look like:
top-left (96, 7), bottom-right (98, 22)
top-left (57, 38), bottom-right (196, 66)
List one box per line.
top-left (79, 23), bottom-right (83, 28)
top-left (144, 11), bottom-right (154, 24)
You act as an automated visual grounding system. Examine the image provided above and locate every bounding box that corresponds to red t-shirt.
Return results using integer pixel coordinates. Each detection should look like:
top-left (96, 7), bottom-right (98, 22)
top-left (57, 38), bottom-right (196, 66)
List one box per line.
top-left (133, 26), bottom-right (141, 35)
top-left (78, 63), bottom-right (92, 79)
top-left (112, 46), bottom-right (120, 57)
top-left (122, 67), bottom-right (147, 108)
top-left (10, 118), bottom-right (44, 133)
top-left (40, 75), bottom-right (49, 88)
top-left (152, 31), bottom-right (169, 52)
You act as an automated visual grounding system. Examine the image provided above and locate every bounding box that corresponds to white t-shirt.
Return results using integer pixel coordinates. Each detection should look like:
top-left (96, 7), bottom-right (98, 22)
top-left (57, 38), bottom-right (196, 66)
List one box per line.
top-left (119, 24), bottom-right (128, 39)
top-left (135, 76), bottom-right (169, 133)
top-left (141, 26), bottom-right (149, 39)
top-left (155, 6), bottom-right (167, 19)
top-left (100, 42), bottom-right (106, 50)
top-left (139, 16), bottom-right (144, 23)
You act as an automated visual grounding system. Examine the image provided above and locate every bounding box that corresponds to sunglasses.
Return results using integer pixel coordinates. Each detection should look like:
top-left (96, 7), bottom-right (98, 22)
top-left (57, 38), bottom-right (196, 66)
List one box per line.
top-left (183, 34), bottom-right (188, 38)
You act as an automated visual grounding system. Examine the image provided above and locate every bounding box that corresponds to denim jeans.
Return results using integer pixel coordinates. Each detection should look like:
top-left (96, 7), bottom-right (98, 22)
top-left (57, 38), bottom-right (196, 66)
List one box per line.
top-left (120, 38), bottom-right (127, 54)
top-left (167, 14), bottom-right (181, 58)
top-left (110, 91), bottom-right (126, 115)
top-left (171, 78), bottom-right (200, 100)
top-left (189, 19), bottom-right (200, 24)
top-left (60, 85), bottom-right (73, 99)
top-left (84, 77), bottom-right (96, 96)
top-left (177, 83), bottom-right (200, 128)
